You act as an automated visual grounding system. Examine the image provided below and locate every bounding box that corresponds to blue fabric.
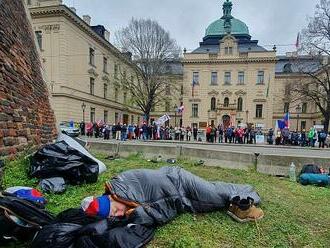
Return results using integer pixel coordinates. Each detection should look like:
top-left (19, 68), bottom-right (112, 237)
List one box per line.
top-left (277, 120), bottom-right (285, 130)
top-left (13, 189), bottom-right (46, 204)
top-left (97, 195), bottom-right (111, 218)
top-left (299, 173), bottom-right (329, 186)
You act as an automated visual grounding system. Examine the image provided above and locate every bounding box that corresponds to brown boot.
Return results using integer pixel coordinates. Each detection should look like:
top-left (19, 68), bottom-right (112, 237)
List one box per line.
top-left (227, 197), bottom-right (264, 223)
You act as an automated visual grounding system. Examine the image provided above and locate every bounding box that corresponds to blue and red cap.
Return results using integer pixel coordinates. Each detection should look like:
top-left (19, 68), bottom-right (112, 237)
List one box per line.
top-left (81, 195), bottom-right (111, 218)
top-left (5, 187), bottom-right (47, 205)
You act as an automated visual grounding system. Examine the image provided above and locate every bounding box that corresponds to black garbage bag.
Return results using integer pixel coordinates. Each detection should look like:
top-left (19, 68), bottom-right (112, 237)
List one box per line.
top-left (39, 177), bottom-right (66, 194)
top-left (30, 141), bottom-right (99, 185)
top-left (31, 223), bottom-right (82, 248)
top-left (0, 194), bottom-right (54, 242)
top-left (31, 220), bottom-right (155, 248)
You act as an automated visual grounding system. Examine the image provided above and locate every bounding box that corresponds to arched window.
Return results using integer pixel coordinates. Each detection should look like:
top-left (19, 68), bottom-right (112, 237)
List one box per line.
top-left (237, 97), bottom-right (243, 111)
top-left (211, 97), bottom-right (216, 111)
top-left (224, 97), bottom-right (229, 107)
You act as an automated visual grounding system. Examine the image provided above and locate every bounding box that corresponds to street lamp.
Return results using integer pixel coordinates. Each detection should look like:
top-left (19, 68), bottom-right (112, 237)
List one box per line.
top-left (81, 102), bottom-right (86, 122)
top-left (174, 104), bottom-right (178, 127)
top-left (296, 104), bottom-right (302, 131)
top-left (245, 110), bottom-right (249, 125)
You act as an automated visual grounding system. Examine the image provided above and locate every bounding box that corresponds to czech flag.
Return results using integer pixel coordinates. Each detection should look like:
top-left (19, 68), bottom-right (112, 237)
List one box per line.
top-left (284, 112), bottom-right (290, 128)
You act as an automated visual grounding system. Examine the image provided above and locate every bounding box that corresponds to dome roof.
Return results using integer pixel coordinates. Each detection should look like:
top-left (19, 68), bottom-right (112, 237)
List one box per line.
top-left (205, 17), bottom-right (250, 37)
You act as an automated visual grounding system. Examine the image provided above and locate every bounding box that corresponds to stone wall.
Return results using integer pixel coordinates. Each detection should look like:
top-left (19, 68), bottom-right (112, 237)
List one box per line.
top-left (0, 0), bottom-right (57, 157)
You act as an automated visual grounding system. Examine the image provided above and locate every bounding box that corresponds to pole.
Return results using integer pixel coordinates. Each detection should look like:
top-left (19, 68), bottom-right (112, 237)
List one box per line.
top-left (175, 112), bottom-right (177, 127)
top-left (82, 109), bottom-right (85, 122)
top-left (297, 114), bottom-right (299, 131)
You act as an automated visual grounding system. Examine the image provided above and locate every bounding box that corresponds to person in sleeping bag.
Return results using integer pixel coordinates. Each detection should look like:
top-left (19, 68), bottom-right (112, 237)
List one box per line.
top-left (81, 166), bottom-right (264, 224)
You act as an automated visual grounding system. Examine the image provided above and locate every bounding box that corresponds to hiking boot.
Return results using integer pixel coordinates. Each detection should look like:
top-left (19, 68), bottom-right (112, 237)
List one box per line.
top-left (227, 197), bottom-right (264, 223)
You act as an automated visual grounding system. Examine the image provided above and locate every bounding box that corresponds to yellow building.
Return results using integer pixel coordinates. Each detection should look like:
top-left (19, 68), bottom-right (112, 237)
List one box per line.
top-left (26, 0), bottom-right (143, 126)
top-left (182, 0), bottom-right (322, 130)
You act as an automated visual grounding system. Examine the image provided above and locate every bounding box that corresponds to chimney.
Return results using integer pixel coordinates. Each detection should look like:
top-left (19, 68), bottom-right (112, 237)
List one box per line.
top-left (104, 30), bottom-right (110, 41)
top-left (69, 7), bottom-right (76, 13)
top-left (83, 15), bottom-right (91, 25)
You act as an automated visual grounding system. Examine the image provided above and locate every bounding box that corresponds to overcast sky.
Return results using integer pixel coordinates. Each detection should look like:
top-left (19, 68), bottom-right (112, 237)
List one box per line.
top-left (63, 0), bottom-right (319, 55)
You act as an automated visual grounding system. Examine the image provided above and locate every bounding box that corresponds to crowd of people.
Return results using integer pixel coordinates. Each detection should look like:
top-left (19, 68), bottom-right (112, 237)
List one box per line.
top-left (78, 121), bottom-right (330, 148)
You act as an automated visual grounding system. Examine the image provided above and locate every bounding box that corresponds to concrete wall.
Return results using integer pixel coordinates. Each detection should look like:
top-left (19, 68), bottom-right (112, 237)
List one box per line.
top-left (89, 141), bottom-right (330, 176)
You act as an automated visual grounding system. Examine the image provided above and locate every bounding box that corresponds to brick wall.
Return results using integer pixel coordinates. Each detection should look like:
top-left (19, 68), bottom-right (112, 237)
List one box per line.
top-left (0, 0), bottom-right (57, 157)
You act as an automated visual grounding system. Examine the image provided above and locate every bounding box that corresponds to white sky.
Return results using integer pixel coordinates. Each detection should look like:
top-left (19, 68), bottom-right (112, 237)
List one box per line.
top-left (63, 0), bottom-right (319, 54)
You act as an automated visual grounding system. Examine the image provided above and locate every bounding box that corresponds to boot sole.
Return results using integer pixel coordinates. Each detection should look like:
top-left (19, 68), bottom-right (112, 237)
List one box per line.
top-left (227, 210), bottom-right (264, 223)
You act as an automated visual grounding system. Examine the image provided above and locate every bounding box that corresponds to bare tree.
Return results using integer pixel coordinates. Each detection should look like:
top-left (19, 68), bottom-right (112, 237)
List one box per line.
top-left (291, 0), bottom-right (330, 132)
top-left (116, 18), bottom-right (180, 123)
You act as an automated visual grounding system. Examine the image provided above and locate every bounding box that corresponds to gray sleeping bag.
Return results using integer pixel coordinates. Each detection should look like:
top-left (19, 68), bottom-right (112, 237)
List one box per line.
top-left (105, 166), bottom-right (261, 226)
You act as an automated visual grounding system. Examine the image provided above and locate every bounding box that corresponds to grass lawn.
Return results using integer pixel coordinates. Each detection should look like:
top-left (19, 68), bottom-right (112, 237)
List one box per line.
top-left (2, 153), bottom-right (330, 248)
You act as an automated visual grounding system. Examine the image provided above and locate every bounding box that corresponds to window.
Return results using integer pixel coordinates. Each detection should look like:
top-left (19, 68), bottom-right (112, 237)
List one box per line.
top-left (210, 97), bottom-right (216, 111)
top-left (89, 48), bottom-right (95, 66)
top-left (193, 72), bottom-right (199, 85)
top-left (115, 112), bottom-right (119, 123)
top-left (90, 78), bottom-right (95, 95)
top-left (284, 102), bottom-right (290, 113)
top-left (137, 116), bottom-right (140, 124)
top-left (224, 72), bottom-right (231, 85)
top-left (122, 70), bottom-right (127, 84)
top-left (90, 108), bottom-right (95, 123)
top-left (103, 57), bottom-right (108, 73)
top-left (237, 97), bottom-right (243, 111)
top-left (302, 103), bottom-right (307, 113)
top-left (238, 71), bottom-right (245, 85)
top-left (27, 0), bottom-right (31, 5)
top-left (114, 64), bottom-right (118, 79)
top-left (35, 31), bottom-right (42, 50)
top-left (284, 84), bottom-right (291, 95)
top-left (257, 71), bottom-right (265, 85)
top-left (165, 101), bottom-right (170, 112)
top-left (301, 121), bottom-right (306, 130)
top-left (104, 84), bottom-right (108, 99)
top-left (211, 72), bottom-right (218, 85)
top-left (114, 88), bottom-right (118, 102)
top-left (104, 110), bottom-right (108, 123)
top-left (225, 47), bottom-right (233, 55)
top-left (192, 104), bottom-right (199, 117)
top-left (166, 85), bottom-right (171, 95)
top-left (224, 97), bottom-right (229, 107)
top-left (123, 92), bottom-right (127, 104)
top-left (131, 115), bottom-right (134, 124)
top-left (256, 104), bottom-right (263, 118)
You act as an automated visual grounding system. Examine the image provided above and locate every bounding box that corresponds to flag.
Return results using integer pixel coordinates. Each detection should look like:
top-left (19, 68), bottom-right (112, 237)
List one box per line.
top-left (177, 105), bottom-right (184, 113)
top-left (284, 112), bottom-right (290, 128)
top-left (277, 120), bottom-right (286, 130)
top-left (295, 32), bottom-right (300, 50)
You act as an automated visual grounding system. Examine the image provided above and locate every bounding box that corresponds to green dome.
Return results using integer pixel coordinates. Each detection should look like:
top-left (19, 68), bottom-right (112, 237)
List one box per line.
top-left (205, 18), bottom-right (250, 36)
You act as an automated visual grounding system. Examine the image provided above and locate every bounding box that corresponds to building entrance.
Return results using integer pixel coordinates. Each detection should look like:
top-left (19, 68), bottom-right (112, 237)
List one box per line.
top-left (222, 115), bottom-right (231, 129)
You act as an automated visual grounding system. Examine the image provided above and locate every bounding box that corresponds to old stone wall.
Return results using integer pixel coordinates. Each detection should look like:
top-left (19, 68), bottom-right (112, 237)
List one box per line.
top-left (0, 0), bottom-right (57, 157)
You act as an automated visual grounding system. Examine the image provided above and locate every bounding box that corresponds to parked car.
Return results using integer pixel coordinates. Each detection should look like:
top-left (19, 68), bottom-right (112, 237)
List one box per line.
top-left (59, 122), bottom-right (80, 137)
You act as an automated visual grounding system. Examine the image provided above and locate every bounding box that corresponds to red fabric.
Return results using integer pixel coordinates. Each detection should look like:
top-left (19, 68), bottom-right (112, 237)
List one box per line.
top-left (31, 189), bottom-right (43, 197)
top-left (85, 198), bottom-right (99, 216)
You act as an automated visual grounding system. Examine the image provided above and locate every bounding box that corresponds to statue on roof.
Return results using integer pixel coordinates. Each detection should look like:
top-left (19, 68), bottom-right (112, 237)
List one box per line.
top-left (222, 0), bottom-right (233, 34)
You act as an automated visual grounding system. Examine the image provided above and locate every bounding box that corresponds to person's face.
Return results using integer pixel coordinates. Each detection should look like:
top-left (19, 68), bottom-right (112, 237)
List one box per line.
top-left (110, 200), bottom-right (127, 217)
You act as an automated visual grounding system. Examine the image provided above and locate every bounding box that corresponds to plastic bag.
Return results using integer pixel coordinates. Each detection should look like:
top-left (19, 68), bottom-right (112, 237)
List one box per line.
top-left (39, 177), bottom-right (66, 194)
top-left (30, 141), bottom-right (99, 185)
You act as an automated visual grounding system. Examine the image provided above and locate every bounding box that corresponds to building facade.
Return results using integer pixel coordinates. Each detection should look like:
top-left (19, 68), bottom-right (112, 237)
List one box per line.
top-left (27, 0), bottom-right (144, 126)
top-left (182, 0), bottom-right (322, 130)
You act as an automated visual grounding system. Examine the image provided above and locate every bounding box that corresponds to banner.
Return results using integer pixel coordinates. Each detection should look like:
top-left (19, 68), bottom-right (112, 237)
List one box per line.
top-left (155, 114), bottom-right (171, 126)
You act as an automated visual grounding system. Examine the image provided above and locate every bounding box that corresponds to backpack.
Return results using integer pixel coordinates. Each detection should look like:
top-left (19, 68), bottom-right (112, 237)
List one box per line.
top-left (299, 164), bottom-right (321, 175)
top-left (0, 194), bottom-right (54, 243)
top-left (320, 132), bottom-right (327, 139)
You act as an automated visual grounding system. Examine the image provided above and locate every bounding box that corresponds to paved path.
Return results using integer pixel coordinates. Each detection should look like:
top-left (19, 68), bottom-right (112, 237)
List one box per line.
top-left (81, 137), bottom-right (330, 158)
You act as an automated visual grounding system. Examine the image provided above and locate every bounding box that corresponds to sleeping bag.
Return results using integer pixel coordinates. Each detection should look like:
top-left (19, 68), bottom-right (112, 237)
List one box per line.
top-left (105, 166), bottom-right (261, 226)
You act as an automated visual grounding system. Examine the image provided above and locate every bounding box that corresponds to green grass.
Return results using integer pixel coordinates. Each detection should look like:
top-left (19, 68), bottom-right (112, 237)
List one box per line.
top-left (2, 153), bottom-right (330, 248)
